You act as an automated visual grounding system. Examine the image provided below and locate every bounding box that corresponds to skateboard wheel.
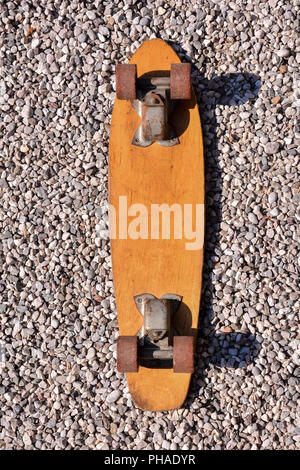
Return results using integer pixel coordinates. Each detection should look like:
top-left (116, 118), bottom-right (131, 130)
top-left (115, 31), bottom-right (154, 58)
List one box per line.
top-left (173, 336), bottom-right (194, 373)
top-left (116, 64), bottom-right (137, 100)
top-left (170, 63), bottom-right (191, 100)
top-left (117, 335), bottom-right (138, 373)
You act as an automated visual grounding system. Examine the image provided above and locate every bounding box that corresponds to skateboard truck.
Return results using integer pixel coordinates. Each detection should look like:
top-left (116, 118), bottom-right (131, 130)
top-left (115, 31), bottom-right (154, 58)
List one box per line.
top-left (116, 63), bottom-right (191, 147)
top-left (117, 294), bottom-right (194, 373)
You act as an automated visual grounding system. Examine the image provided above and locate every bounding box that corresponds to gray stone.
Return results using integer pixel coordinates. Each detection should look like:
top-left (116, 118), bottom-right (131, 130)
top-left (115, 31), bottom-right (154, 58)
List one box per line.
top-left (106, 390), bottom-right (121, 404)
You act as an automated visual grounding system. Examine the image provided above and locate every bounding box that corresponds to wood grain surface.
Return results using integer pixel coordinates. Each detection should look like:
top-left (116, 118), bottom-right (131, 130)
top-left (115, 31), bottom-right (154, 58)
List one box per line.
top-left (109, 39), bottom-right (204, 411)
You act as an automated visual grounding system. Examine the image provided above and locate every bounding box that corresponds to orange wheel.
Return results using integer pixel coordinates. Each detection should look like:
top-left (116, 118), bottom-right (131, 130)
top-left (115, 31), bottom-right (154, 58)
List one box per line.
top-left (173, 336), bottom-right (194, 373)
top-left (170, 63), bottom-right (191, 100)
top-left (117, 335), bottom-right (138, 372)
top-left (116, 64), bottom-right (137, 100)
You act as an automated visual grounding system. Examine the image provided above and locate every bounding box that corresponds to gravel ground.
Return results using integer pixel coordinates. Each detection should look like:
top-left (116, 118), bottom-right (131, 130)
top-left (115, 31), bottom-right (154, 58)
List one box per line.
top-left (0, 0), bottom-right (299, 451)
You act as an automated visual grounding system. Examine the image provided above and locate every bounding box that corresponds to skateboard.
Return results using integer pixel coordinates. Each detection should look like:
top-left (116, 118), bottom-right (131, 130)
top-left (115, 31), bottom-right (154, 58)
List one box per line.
top-left (109, 39), bottom-right (204, 411)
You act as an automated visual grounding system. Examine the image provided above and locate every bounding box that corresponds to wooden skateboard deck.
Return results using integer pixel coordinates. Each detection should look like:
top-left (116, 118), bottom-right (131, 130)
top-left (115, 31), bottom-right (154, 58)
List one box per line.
top-left (109, 39), bottom-right (204, 411)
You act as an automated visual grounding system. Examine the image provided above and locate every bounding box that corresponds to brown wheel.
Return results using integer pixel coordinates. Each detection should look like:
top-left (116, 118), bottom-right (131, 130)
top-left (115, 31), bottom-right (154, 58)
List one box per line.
top-left (116, 64), bottom-right (137, 100)
top-left (170, 63), bottom-right (191, 100)
top-left (117, 335), bottom-right (138, 372)
top-left (173, 336), bottom-right (194, 373)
